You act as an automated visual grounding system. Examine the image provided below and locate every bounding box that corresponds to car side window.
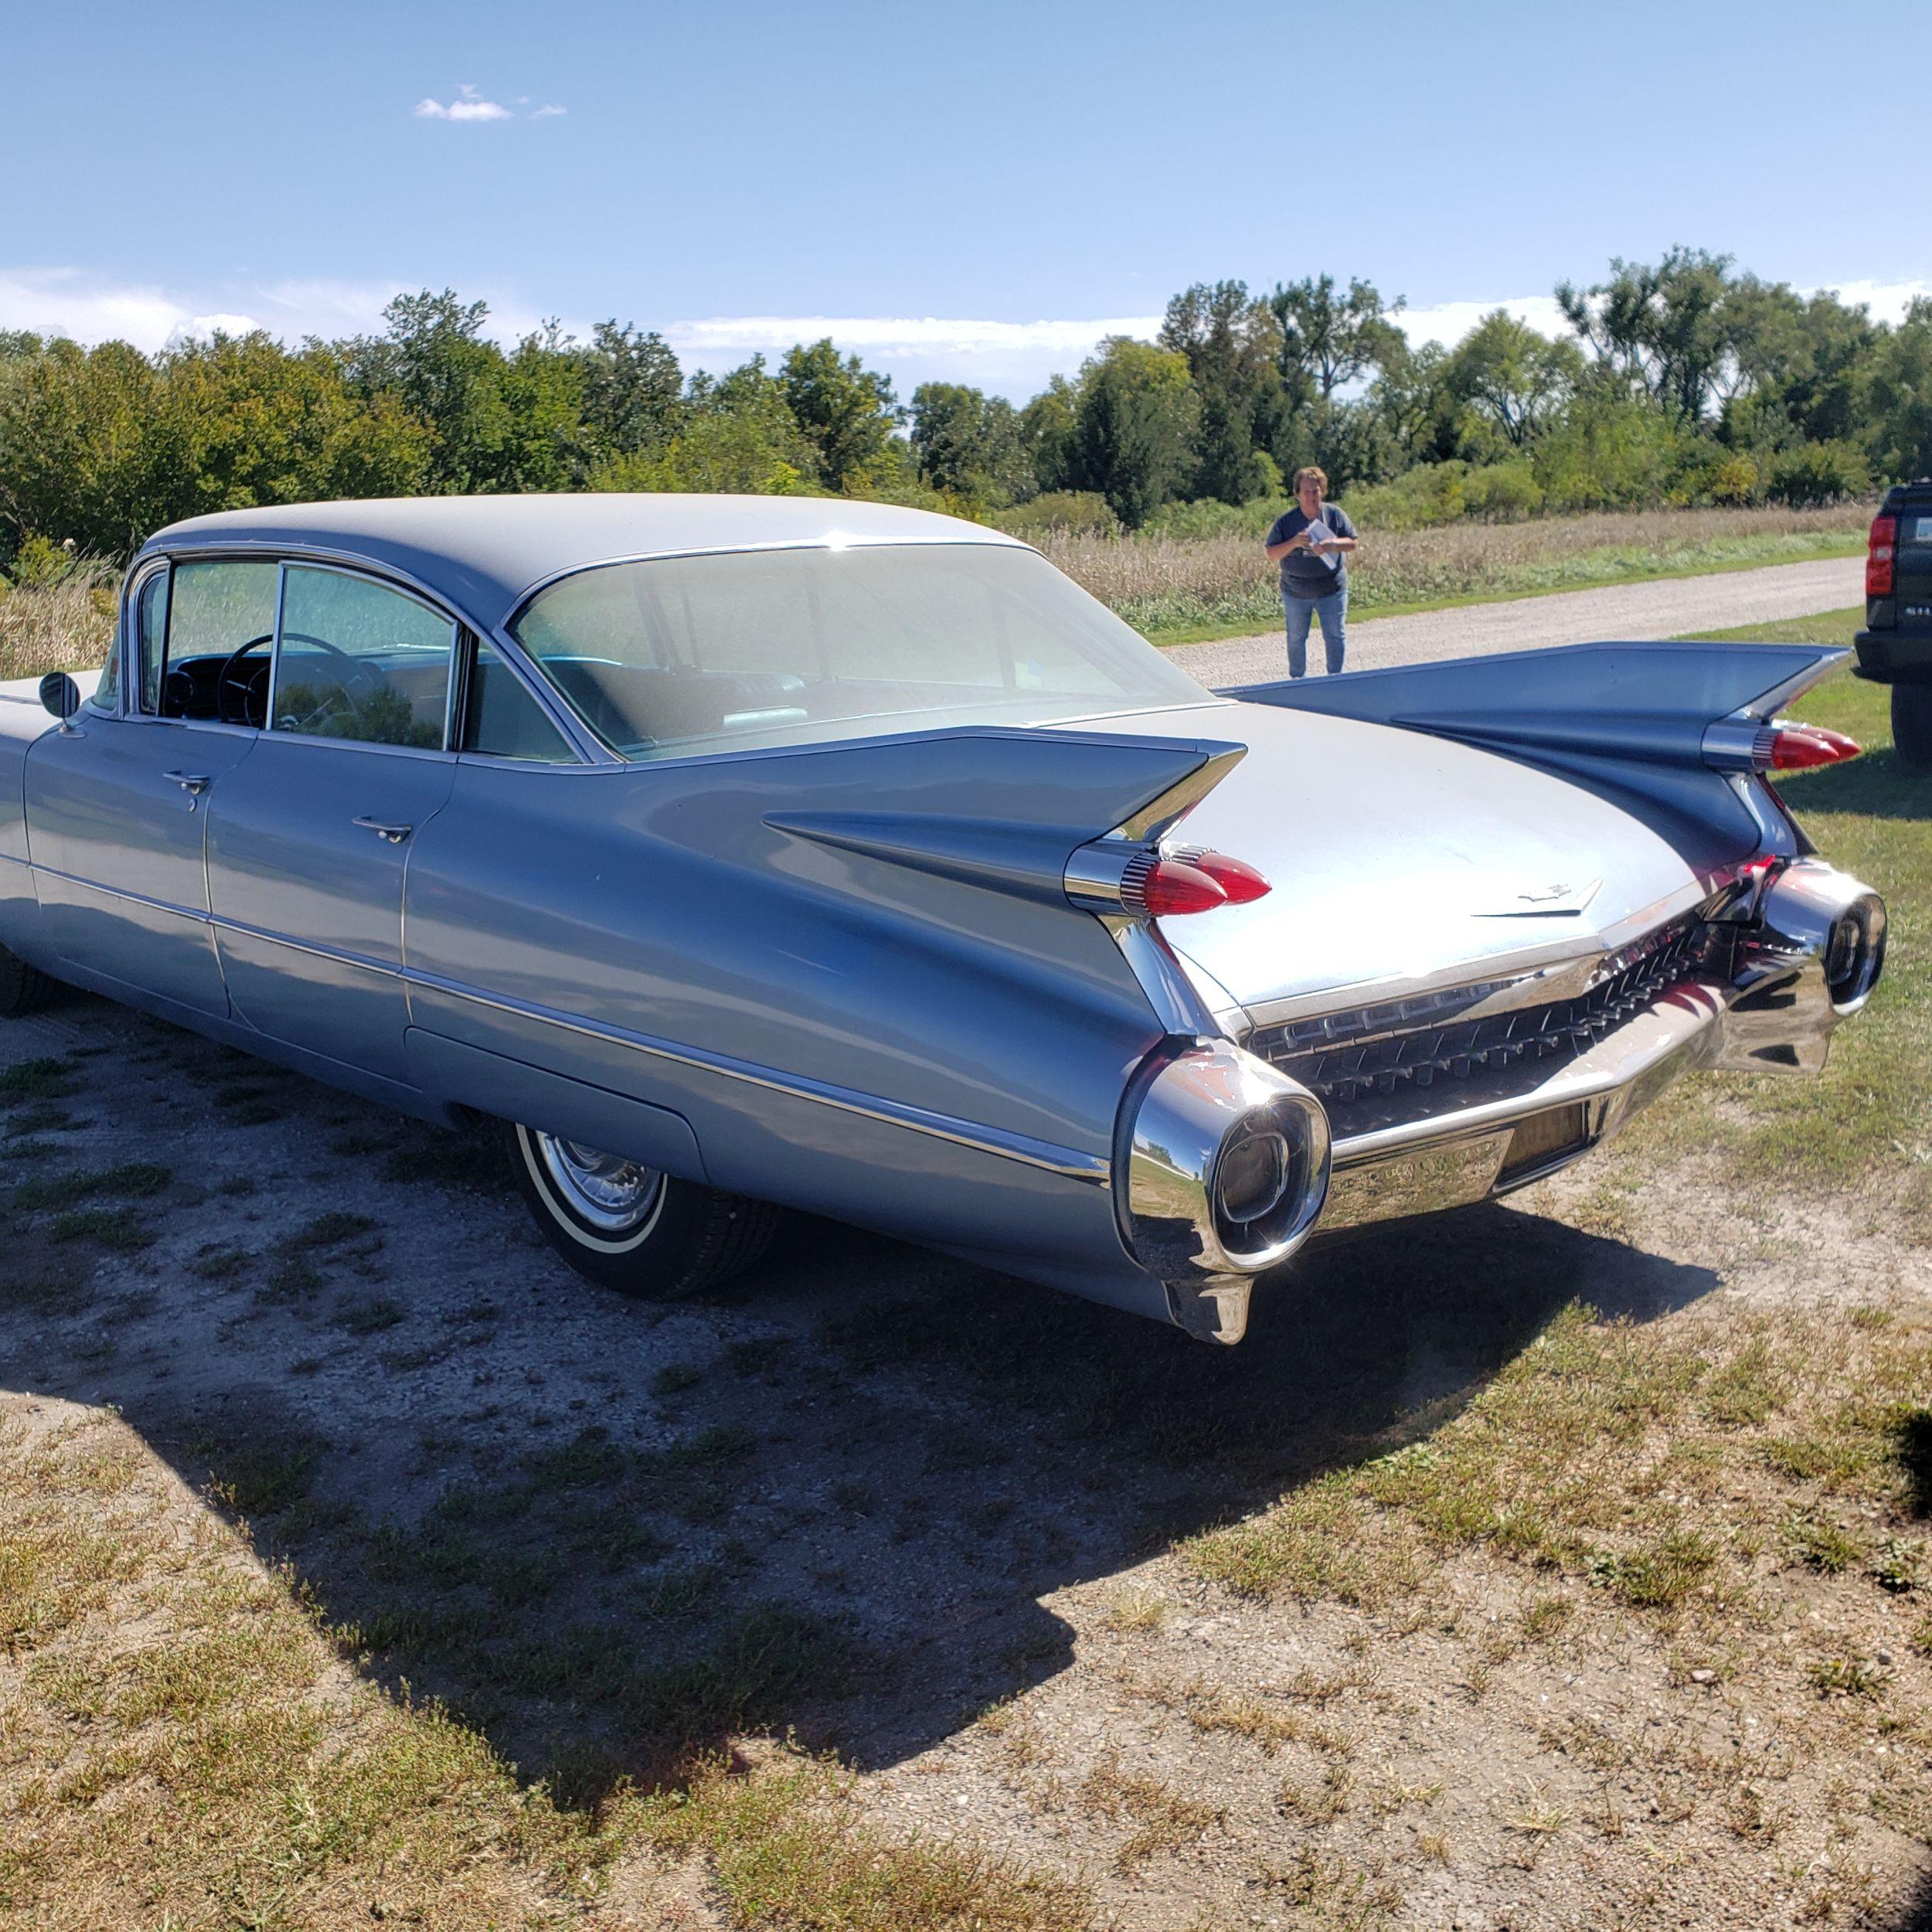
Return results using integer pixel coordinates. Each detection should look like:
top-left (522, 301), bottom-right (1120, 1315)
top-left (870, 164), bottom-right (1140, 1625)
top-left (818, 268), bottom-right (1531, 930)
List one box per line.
top-left (94, 625), bottom-right (122, 713)
top-left (160, 560), bottom-right (281, 719)
top-left (134, 568), bottom-right (170, 713)
top-left (461, 640), bottom-right (576, 762)
top-left (273, 566), bottom-right (454, 750)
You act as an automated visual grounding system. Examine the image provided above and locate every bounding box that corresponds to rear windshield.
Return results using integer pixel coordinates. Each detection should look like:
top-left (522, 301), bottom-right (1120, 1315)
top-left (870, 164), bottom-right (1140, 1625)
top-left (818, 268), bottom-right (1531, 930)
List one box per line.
top-left (508, 542), bottom-right (1209, 760)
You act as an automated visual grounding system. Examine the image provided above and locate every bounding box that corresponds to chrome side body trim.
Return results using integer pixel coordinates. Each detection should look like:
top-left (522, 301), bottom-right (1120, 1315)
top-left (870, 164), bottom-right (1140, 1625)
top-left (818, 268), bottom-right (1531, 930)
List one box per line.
top-left (400, 966), bottom-right (1113, 1183)
top-left (15, 862), bottom-right (1109, 1185)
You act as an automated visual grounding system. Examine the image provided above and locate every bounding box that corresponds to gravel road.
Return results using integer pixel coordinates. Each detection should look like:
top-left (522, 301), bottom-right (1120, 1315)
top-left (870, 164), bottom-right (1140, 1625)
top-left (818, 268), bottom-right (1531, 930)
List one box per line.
top-left (1169, 553), bottom-right (1864, 688)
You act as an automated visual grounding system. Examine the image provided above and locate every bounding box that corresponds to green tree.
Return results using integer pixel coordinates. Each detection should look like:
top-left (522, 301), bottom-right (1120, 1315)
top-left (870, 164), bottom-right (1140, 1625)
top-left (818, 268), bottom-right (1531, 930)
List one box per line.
top-left (597, 355), bottom-right (818, 495)
top-left (1441, 311), bottom-right (1584, 451)
top-left (573, 320), bottom-right (684, 466)
top-left (0, 337), bottom-right (191, 554)
top-left (1267, 275), bottom-right (1407, 406)
top-left (1366, 342), bottom-right (1461, 468)
top-left (1066, 338), bottom-right (1199, 529)
top-left (1530, 373), bottom-right (1688, 512)
top-left (777, 338), bottom-right (901, 492)
top-left (1019, 375), bottom-right (1080, 495)
top-left (1723, 286), bottom-right (1879, 451)
top-left (341, 290), bottom-right (583, 495)
top-left (162, 332), bottom-right (432, 512)
top-left (1868, 298), bottom-right (1932, 482)
top-left (1158, 281), bottom-right (1284, 503)
top-left (1557, 247), bottom-right (1740, 427)
top-left (909, 382), bottom-right (1032, 504)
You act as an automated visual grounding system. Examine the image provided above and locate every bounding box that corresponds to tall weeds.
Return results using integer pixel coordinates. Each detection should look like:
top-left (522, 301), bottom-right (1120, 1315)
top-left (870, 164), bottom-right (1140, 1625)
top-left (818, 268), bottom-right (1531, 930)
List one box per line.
top-left (0, 563), bottom-right (118, 682)
top-left (1039, 504), bottom-right (1867, 639)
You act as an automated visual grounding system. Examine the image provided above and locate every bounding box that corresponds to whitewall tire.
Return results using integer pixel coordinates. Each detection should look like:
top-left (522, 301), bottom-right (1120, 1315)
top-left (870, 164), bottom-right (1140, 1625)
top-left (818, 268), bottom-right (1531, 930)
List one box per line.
top-left (503, 1121), bottom-right (781, 1298)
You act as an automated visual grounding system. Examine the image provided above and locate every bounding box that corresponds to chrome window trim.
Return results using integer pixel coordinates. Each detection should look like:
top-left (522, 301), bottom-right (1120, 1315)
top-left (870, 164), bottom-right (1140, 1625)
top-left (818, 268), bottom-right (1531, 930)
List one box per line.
top-left (263, 559), bottom-right (288, 733)
top-left (455, 633), bottom-right (584, 767)
top-left (124, 556), bottom-right (172, 717)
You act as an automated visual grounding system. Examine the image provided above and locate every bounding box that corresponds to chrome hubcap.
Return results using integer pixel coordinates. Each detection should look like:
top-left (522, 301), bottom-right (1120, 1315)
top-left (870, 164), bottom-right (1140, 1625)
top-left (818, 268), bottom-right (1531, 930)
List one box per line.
top-left (533, 1132), bottom-right (665, 1233)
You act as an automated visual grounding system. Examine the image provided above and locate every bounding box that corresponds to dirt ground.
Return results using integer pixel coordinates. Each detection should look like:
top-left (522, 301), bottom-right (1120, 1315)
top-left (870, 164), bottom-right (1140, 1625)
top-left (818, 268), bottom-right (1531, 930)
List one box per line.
top-left (2, 985), bottom-right (1930, 1931)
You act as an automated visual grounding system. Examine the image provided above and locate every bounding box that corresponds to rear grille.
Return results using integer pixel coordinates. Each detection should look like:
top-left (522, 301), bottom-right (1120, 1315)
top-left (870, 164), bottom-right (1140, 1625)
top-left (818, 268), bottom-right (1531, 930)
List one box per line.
top-left (1250, 920), bottom-right (1709, 1123)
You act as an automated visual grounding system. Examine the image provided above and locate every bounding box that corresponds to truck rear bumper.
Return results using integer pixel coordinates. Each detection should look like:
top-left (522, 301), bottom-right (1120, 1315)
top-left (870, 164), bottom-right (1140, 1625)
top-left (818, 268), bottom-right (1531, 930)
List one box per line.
top-left (1854, 630), bottom-right (1932, 685)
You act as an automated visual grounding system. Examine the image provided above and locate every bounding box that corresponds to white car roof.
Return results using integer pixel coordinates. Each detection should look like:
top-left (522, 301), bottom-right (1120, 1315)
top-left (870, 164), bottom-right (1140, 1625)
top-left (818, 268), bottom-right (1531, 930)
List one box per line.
top-left (140, 493), bottom-right (1028, 630)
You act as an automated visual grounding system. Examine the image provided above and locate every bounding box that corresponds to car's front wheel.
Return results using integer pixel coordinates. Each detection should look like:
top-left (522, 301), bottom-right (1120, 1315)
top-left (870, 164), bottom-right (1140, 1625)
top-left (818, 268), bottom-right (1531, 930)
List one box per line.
top-left (1893, 682), bottom-right (1932, 769)
top-left (503, 1121), bottom-right (781, 1298)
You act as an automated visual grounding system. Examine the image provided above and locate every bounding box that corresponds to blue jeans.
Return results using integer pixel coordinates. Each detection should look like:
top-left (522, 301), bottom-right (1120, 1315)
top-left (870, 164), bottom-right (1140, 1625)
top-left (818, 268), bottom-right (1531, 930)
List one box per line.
top-left (1284, 587), bottom-right (1347, 677)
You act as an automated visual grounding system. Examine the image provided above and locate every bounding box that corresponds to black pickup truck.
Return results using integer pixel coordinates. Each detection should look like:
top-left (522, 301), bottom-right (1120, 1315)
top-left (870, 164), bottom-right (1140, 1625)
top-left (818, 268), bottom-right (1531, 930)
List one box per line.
top-left (1855, 480), bottom-right (1932, 765)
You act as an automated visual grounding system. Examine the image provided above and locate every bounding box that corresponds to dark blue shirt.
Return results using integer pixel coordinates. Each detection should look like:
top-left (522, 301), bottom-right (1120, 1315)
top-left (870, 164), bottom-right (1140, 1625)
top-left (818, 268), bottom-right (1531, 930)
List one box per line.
top-left (1267, 503), bottom-right (1356, 598)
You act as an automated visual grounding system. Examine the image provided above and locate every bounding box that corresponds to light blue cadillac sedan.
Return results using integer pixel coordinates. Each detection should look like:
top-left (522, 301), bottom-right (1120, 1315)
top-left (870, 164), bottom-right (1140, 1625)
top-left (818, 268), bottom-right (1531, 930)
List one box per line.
top-left (0, 496), bottom-right (1886, 1342)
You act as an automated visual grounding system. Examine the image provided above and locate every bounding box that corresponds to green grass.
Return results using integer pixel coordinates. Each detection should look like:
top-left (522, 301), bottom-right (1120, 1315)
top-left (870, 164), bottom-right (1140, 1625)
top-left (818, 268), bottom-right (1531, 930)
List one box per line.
top-left (1614, 607), bottom-right (1932, 1224)
top-left (13, 1161), bottom-right (171, 1212)
top-left (1187, 614), bottom-right (1932, 1610)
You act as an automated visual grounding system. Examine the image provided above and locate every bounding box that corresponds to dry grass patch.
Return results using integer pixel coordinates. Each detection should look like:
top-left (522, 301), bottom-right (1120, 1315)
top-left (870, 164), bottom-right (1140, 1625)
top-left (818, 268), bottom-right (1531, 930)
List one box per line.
top-left (0, 1398), bottom-right (1111, 1930)
top-left (0, 563), bottom-right (117, 681)
top-left (1077, 1753), bottom-right (1224, 1870)
top-left (1187, 1292), bottom-right (1932, 1645)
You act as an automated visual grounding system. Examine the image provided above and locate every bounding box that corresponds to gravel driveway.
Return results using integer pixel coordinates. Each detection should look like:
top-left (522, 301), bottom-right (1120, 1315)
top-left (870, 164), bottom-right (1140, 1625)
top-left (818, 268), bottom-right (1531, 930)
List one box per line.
top-left (1171, 555), bottom-right (1864, 688)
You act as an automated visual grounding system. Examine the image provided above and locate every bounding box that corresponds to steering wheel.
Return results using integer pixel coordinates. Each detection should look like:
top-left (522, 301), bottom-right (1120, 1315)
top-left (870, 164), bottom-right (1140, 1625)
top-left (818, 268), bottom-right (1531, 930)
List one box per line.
top-left (215, 632), bottom-right (382, 730)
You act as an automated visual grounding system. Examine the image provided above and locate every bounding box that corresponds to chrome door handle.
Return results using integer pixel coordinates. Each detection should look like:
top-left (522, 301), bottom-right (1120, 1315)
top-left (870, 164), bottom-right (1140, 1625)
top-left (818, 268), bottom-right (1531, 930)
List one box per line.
top-left (353, 817), bottom-right (413, 845)
top-left (164, 770), bottom-right (211, 795)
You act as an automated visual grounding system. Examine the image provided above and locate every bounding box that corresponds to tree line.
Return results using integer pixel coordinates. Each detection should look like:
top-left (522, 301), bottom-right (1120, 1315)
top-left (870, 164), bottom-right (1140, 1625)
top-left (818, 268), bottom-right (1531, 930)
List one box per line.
top-left (2, 247), bottom-right (1927, 570)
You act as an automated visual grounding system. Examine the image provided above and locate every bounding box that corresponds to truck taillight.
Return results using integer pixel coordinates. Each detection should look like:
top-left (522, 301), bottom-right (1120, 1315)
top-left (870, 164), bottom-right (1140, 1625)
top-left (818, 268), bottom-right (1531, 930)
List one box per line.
top-left (1867, 513), bottom-right (1896, 597)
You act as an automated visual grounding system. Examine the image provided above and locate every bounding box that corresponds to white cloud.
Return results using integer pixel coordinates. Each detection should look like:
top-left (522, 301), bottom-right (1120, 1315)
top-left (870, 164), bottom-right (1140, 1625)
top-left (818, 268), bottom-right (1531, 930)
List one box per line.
top-left (184, 310), bottom-right (261, 338)
top-left (413, 84), bottom-right (513, 123)
top-left (7, 273), bottom-right (1929, 402)
top-left (1805, 277), bottom-right (1928, 325)
top-left (0, 268), bottom-right (196, 353)
top-left (1395, 294), bottom-right (1571, 349)
top-left (666, 314), bottom-right (1161, 359)
top-left (533, 104), bottom-right (567, 117)
top-left (1392, 280), bottom-right (1931, 349)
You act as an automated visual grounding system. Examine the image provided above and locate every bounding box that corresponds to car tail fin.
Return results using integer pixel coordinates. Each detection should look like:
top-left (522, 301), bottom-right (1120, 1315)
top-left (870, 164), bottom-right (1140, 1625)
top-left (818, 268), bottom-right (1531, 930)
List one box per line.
top-left (1224, 640), bottom-right (1852, 865)
top-left (761, 727), bottom-right (1245, 906)
top-left (1225, 640), bottom-right (1848, 764)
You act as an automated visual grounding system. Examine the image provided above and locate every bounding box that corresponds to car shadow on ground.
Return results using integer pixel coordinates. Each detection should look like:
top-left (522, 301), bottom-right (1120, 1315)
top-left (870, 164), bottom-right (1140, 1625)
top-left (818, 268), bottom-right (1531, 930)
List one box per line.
top-left (2, 994), bottom-right (1723, 1807)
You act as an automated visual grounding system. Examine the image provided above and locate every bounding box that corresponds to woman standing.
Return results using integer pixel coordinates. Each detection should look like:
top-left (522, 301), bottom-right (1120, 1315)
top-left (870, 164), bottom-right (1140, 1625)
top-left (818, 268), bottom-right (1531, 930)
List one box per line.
top-left (1264, 466), bottom-right (1359, 677)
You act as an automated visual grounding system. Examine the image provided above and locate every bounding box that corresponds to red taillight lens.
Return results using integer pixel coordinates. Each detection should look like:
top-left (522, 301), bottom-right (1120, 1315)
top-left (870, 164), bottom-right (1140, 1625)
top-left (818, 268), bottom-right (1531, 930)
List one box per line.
top-left (1189, 852), bottom-right (1272, 904)
top-left (1867, 513), bottom-right (1896, 597)
top-left (1128, 862), bottom-right (1221, 920)
top-left (1138, 858), bottom-right (1227, 917)
top-left (1766, 723), bottom-right (1862, 770)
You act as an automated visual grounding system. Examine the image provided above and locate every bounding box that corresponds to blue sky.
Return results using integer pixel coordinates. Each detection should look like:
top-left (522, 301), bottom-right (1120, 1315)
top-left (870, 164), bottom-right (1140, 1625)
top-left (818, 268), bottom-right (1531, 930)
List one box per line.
top-left (5, 0), bottom-right (1927, 398)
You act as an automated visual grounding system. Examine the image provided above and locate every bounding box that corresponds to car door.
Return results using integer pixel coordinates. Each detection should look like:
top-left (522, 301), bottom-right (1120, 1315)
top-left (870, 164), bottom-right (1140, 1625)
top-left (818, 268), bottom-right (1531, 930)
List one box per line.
top-left (205, 562), bottom-right (458, 1083)
top-left (24, 556), bottom-right (274, 1018)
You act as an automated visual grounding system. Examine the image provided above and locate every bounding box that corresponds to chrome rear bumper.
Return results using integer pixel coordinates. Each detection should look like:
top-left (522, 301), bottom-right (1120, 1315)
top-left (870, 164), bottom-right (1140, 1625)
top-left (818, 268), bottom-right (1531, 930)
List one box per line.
top-left (1131, 859), bottom-right (1885, 1342)
top-left (1321, 857), bottom-right (1885, 1229)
